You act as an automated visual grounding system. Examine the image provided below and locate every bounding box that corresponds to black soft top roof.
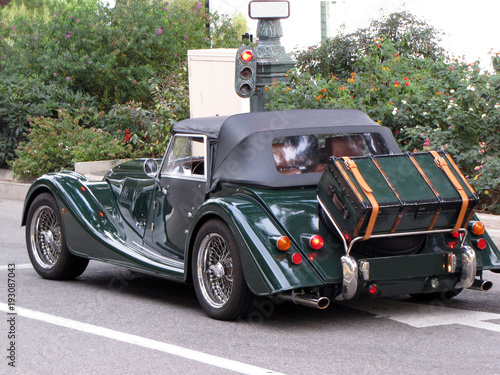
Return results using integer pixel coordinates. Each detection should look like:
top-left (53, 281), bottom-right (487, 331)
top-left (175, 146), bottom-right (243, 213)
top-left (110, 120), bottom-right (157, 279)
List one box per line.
top-left (173, 109), bottom-right (400, 189)
top-left (173, 108), bottom-right (382, 138)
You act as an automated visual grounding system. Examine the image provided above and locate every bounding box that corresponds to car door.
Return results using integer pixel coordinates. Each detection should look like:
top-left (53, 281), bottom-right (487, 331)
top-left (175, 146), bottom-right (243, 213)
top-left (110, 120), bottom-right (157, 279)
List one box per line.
top-left (144, 134), bottom-right (207, 260)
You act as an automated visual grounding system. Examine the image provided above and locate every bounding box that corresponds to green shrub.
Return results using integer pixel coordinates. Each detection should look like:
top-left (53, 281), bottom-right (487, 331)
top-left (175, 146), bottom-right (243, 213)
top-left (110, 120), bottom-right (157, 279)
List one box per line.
top-left (11, 109), bottom-right (135, 178)
top-left (104, 65), bottom-right (190, 158)
top-left (0, 74), bottom-right (98, 167)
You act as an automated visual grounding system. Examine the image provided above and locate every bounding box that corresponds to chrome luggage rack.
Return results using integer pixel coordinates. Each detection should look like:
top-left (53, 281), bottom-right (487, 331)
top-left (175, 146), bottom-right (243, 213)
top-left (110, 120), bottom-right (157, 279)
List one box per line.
top-left (317, 196), bottom-right (467, 255)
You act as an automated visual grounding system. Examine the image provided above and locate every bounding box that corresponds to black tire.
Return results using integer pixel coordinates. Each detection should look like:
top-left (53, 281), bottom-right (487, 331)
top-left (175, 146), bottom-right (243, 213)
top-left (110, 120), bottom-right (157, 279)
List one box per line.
top-left (411, 288), bottom-right (463, 303)
top-left (192, 219), bottom-right (253, 320)
top-left (26, 193), bottom-right (89, 280)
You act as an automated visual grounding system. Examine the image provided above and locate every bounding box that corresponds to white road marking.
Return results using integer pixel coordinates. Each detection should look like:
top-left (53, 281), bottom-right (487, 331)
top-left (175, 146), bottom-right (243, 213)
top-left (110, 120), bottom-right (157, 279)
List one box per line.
top-left (344, 299), bottom-right (500, 333)
top-left (0, 303), bottom-right (284, 375)
top-left (0, 263), bottom-right (32, 270)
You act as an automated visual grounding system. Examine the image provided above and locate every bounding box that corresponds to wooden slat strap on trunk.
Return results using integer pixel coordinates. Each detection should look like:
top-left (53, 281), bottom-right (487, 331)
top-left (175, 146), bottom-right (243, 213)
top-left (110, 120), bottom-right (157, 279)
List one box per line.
top-left (343, 157), bottom-right (379, 240)
top-left (429, 150), bottom-right (469, 232)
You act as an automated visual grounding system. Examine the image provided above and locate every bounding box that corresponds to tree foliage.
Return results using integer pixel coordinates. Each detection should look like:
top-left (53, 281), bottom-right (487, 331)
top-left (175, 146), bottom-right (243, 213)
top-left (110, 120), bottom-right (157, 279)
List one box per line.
top-left (0, 0), bottom-right (84, 21)
top-left (0, 0), bottom-right (242, 107)
top-left (294, 11), bottom-right (446, 80)
top-left (267, 32), bottom-right (500, 213)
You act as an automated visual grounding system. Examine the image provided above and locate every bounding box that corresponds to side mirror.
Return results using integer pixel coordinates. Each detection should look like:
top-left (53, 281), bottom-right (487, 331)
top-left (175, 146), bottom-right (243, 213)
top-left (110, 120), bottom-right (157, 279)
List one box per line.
top-left (143, 158), bottom-right (159, 178)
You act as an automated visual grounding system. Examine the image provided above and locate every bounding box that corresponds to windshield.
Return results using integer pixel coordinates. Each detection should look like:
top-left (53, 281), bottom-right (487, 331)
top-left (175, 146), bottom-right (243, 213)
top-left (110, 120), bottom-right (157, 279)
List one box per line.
top-left (272, 133), bottom-right (391, 175)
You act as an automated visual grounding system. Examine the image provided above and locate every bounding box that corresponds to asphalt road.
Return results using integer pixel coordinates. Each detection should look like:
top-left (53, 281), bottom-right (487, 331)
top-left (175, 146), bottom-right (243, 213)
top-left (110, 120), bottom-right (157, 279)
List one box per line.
top-left (1, 198), bottom-right (499, 375)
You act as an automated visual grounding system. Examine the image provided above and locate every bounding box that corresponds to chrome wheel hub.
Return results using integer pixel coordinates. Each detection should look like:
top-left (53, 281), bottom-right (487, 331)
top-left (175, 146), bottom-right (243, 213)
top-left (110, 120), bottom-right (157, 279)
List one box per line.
top-left (41, 230), bottom-right (55, 244)
top-left (209, 262), bottom-right (225, 279)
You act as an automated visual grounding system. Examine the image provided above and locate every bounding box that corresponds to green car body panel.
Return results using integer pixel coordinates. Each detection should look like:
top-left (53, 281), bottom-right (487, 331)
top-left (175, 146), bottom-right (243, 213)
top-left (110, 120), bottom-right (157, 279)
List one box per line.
top-left (21, 166), bottom-right (500, 296)
top-left (22, 109), bottom-right (500, 310)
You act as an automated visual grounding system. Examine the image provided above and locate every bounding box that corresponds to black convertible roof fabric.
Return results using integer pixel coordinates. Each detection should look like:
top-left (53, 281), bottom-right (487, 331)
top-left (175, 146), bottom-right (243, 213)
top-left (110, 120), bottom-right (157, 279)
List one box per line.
top-left (173, 109), bottom-right (400, 189)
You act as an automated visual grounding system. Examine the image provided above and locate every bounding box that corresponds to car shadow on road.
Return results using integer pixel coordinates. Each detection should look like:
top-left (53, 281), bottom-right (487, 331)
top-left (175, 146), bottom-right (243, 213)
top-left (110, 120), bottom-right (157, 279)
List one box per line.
top-left (51, 261), bottom-right (500, 328)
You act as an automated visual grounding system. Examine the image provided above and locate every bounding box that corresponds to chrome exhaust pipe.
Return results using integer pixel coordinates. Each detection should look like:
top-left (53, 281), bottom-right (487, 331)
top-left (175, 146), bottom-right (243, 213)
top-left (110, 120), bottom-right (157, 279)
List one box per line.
top-left (280, 293), bottom-right (330, 310)
top-left (468, 278), bottom-right (493, 292)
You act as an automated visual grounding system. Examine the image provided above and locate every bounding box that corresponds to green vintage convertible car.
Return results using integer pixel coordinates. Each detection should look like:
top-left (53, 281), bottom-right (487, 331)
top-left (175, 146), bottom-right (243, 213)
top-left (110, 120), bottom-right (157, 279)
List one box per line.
top-left (22, 109), bottom-right (500, 320)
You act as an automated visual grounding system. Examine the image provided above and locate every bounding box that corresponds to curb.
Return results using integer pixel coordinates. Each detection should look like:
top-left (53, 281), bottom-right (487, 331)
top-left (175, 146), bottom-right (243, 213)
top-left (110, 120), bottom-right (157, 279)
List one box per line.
top-left (0, 181), bottom-right (30, 202)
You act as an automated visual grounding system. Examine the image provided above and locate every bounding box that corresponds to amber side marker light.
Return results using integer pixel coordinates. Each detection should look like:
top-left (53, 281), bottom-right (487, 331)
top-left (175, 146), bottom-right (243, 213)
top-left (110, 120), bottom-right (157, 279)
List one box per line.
top-left (469, 221), bottom-right (485, 236)
top-left (276, 236), bottom-right (291, 251)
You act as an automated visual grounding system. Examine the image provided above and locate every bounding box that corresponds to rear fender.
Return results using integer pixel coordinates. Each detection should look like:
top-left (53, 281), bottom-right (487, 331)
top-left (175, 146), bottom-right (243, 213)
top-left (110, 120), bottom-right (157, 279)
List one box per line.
top-left (465, 214), bottom-right (500, 271)
top-left (189, 196), bottom-right (324, 296)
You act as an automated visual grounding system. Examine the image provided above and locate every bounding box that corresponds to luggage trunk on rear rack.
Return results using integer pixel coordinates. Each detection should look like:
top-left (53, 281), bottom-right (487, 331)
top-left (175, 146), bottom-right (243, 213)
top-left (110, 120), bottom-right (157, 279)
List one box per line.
top-left (317, 149), bottom-right (479, 251)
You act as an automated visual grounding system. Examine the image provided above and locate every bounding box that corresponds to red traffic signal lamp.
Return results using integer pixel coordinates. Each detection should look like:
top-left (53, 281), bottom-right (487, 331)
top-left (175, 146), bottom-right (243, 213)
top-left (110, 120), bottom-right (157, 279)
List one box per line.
top-left (235, 46), bottom-right (256, 98)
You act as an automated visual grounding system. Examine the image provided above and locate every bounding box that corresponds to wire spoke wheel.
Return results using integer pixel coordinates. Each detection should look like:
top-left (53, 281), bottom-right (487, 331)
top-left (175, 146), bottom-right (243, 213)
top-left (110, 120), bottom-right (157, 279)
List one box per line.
top-left (198, 233), bottom-right (234, 308)
top-left (26, 193), bottom-right (89, 280)
top-left (30, 205), bottom-right (62, 269)
top-left (192, 220), bottom-right (253, 320)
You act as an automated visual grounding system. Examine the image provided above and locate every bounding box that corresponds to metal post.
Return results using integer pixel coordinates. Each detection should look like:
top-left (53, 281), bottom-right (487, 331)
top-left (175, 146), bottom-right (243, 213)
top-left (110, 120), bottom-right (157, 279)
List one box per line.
top-left (250, 15), bottom-right (296, 112)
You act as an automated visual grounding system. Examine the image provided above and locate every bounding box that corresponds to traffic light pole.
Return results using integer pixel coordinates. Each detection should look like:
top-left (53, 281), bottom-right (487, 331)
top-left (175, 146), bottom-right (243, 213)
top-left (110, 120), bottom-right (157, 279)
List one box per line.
top-left (251, 18), bottom-right (296, 112)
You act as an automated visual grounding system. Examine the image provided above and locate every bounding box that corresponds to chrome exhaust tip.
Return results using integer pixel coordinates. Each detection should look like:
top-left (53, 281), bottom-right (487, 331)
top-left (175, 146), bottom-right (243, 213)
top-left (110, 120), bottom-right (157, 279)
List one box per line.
top-left (469, 278), bottom-right (493, 292)
top-left (280, 293), bottom-right (331, 310)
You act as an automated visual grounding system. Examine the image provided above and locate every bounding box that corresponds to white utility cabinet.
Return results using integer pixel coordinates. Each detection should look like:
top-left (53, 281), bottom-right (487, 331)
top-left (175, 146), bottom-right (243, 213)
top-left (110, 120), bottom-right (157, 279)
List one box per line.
top-left (187, 48), bottom-right (250, 118)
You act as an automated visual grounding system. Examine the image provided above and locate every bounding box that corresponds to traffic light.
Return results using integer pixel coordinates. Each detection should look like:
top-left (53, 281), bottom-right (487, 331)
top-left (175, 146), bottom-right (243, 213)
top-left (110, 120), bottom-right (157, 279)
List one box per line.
top-left (235, 46), bottom-right (256, 98)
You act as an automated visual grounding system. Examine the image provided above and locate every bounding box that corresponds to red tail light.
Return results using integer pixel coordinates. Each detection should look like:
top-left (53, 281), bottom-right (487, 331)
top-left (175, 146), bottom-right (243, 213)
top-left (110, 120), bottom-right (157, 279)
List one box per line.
top-left (474, 238), bottom-right (487, 250)
top-left (291, 253), bottom-right (302, 265)
top-left (368, 284), bottom-right (379, 295)
top-left (309, 235), bottom-right (324, 250)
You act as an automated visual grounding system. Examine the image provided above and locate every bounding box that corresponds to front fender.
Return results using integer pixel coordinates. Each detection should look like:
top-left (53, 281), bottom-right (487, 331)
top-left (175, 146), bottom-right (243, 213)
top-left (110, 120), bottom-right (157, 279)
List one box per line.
top-left (22, 171), bottom-right (183, 277)
top-left (189, 196), bottom-right (324, 296)
top-left (22, 171), bottom-right (115, 233)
